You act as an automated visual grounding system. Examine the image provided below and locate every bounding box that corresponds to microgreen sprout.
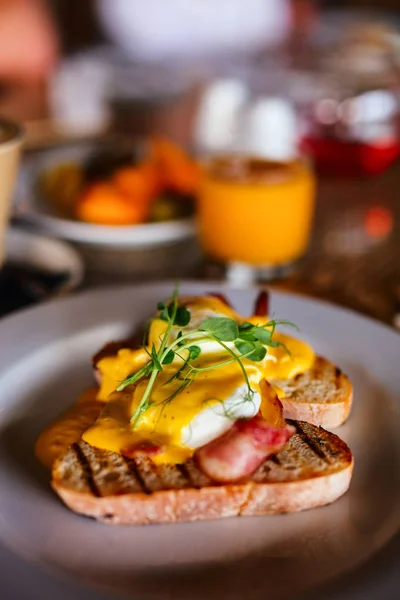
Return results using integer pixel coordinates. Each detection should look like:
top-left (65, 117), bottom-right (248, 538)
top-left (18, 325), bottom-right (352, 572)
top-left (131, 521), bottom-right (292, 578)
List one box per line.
top-left (116, 286), bottom-right (296, 428)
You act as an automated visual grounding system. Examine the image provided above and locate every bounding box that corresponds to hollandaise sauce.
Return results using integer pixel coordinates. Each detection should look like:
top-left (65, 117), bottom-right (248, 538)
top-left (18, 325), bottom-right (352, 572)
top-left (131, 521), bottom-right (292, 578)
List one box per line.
top-left (35, 295), bottom-right (315, 469)
top-left (84, 353), bottom-right (264, 464)
top-left (35, 388), bottom-right (103, 469)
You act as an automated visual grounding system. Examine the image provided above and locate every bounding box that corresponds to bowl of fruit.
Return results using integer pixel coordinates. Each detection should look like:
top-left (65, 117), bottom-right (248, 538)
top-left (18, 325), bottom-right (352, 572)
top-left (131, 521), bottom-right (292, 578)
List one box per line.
top-left (16, 138), bottom-right (201, 280)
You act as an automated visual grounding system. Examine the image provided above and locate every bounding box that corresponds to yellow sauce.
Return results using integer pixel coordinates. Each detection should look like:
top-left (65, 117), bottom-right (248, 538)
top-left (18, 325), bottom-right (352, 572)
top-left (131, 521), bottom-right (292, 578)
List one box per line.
top-left (97, 331), bottom-right (314, 404)
top-left (263, 333), bottom-right (314, 380)
top-left (35, 388), bottom-right (103, 468)
top-left (84, 355), bottom-right (262, 464)
top-left (97, 296), bottom-right (241, 402)
top-left (37, 295), bottom-right (316, 468)
top-left (97, 348), bottom-right (149, 401)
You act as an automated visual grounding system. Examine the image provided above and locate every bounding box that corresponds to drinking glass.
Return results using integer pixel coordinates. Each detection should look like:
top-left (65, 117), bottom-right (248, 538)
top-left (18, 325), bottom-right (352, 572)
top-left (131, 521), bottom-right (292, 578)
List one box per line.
top-left (197, 154), bottom-right (316, 283)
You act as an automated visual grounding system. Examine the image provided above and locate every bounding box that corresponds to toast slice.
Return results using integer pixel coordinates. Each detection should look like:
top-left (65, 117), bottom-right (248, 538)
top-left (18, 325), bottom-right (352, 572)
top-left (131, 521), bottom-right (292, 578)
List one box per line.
top-left (272, 357), bottom-right (353, 428)
top-left (52, 421), bottom-right (353, 525)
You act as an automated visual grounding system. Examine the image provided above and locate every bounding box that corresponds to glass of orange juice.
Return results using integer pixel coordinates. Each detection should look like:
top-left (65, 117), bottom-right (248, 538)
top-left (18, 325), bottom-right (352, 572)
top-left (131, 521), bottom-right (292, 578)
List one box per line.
top-left (197, 154), bottom-right (316, 281)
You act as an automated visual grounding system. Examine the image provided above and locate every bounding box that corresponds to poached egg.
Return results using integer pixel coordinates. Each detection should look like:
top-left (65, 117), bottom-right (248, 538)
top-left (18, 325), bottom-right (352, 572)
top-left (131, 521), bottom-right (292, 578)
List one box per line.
top-left (82, 295), bottom-right (315, 464)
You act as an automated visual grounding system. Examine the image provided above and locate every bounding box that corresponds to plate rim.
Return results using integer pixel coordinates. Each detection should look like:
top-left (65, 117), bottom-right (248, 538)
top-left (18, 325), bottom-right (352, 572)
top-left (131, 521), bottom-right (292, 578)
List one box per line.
top-left (0, 279), bottom-right (399, 341)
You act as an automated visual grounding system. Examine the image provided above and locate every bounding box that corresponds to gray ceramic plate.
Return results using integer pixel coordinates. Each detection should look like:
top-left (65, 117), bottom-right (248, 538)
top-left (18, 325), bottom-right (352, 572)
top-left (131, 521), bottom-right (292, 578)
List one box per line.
top-left (0, 282), bottom-right (399, 600)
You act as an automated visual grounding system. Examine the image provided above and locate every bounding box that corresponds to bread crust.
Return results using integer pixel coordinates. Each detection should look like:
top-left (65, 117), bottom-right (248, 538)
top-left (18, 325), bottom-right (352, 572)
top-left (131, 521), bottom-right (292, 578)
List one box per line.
top-left (51, 422), bottom-right (354, 525)
top-left (53, 465), bottom-right (353, 525)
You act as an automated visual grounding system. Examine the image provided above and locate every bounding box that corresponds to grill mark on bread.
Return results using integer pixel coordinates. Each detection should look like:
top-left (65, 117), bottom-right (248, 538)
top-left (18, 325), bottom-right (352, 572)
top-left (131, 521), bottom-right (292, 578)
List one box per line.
top-left (177, 463), bottom-right (195, 487)
top-left (73, 443), bottom-right (100, 497)
top-left (295, 421), bottom-right (349, 465)
top-left (334, 367), bottom-right (342, 389)
top-left (132, 456), bottom-right (190, 492)
top-left (124, 457), bottom-right (149, 494)
top-left (159, 463), bottom-right (191, 490)
top-left (293, 421), bottom-right (328, 462)
top-left (53, 444), bottom-right (91, 493)
top-left (253, 429), bottom-right (327, 483)
top-left (78, 442), bottom-right (143, 496)
top-left (277, 429), bottom-right (326, 471)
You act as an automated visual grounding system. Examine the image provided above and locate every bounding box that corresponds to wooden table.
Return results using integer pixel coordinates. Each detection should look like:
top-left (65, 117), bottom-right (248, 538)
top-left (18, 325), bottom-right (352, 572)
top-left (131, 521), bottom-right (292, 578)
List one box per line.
top-left (279, 164), bottom-right (400, 326)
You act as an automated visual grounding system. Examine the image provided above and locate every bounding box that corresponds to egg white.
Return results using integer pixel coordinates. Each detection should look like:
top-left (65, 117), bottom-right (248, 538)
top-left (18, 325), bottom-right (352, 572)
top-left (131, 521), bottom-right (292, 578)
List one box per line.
top-left (181, 383), bottom-right (261, 449)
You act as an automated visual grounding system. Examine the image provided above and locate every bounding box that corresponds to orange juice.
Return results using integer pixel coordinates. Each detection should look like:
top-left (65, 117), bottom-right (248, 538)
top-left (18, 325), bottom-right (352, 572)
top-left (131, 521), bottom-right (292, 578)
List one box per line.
top-left (197, 155), bottom-right (315, 266)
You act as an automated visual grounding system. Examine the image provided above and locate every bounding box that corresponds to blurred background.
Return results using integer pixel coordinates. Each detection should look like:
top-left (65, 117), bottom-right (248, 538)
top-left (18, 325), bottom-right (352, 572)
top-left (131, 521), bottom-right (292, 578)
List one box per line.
top-left (1, 0), bottom-right (400, 327)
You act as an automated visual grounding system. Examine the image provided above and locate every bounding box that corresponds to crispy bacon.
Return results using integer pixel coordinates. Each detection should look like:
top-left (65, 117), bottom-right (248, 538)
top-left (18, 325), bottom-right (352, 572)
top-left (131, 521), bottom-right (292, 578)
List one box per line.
top-left (207, 293), bottom-right (232, 308)
top-left (195, 415), bottom-right (295, 483)
top-left (122, 442), bottom-right (162, 459)
top-left (91, 334), bottom-right (142, 367)
top-left (253, 290), bottom-right (269, 317)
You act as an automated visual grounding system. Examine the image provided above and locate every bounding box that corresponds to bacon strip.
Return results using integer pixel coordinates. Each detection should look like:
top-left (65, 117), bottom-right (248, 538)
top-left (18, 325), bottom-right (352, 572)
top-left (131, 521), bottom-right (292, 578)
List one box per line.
top-left (195, 416), bottom-right (295, 483)
top-left (253, 290), bottom-right (269, 317)
top-left (207, 293), bottom-right (232, 308)
top-left (91, 334), bottom-right (142, 367)
top-left (122, 442), bottom-right (163, 459)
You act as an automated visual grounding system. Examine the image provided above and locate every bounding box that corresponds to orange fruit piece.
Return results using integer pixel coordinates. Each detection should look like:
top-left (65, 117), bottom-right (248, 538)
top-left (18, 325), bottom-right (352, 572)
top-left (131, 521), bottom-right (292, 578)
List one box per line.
top-left (76, 183), bottom-right (149, 226)
top-left (113, 162), bottom-right (161, 203)
top-left (150, 137), bottom-right (200, 195)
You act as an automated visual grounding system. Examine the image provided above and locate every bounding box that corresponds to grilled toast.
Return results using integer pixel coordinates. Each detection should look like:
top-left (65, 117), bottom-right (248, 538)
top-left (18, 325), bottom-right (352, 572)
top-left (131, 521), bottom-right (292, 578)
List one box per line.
top-left (52, 421), bottom-right (353, 525)
top-left (272, 357), bottom-right (353, 428)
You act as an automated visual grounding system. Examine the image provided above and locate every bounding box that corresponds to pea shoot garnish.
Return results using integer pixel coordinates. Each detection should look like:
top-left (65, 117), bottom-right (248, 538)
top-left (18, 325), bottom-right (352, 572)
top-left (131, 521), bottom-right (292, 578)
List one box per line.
top-left (116, 286), bottom-right (296, 428)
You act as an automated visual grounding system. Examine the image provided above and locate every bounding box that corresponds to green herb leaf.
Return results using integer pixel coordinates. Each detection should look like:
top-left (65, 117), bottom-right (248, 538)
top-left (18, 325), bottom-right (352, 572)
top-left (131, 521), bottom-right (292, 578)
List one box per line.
top-left (176, 330), bottom-right (185, 346)
top-left (235, 339), bottom-right (266, 361)
top-left (162, 349), bottom-right (175, 365)
top-left (264, 339), bottom-right (281, 348)
top-left (235, 340), bottom-right (255, 356)
top-left (252, 327), bottom-right (273, 343)
top-left (159, 307), bottom-right (169, 321)
top-left (142, 319), bottom-right (151, 346)
top-left (247, 342), bottom-right (267, 362)
top-left (129, 283), bottom-right (295, 430)
top-left (237, 321), bottom-right (257, 341)
top-left (237, 330), bottom-right (257, 342)
top-left (116, 361), bottom-right (153, 391)
top-left (174, 306), bottom-right (191, 327)
top-left (239, 322), bottom-right (254, 332)
top-left (267, 319), bottom-right (299, 331)
top-left (199, 317), bottom-right (239, 342)
top-left (188, 345), bottom-right (201, 360)
top-left (151, 344), bottom-right (162, 372)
